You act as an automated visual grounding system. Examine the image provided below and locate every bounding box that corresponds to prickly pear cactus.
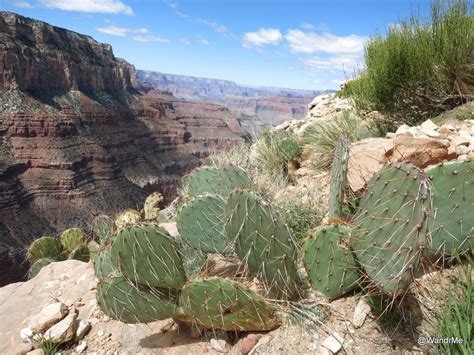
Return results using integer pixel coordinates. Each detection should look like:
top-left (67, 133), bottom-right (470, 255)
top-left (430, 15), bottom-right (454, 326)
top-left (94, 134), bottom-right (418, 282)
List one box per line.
top-left (60, 228), bottom-right (86, 253)
top-left (91, 215), bottom-right (115, 244)
top-left (110, 224), bottom-right (186, 289)
top-left (28, 257), bottom-right (55, 279)
top-left (327, 136), bottom-right (350, 220)
top-left (351, 162), bottom-right (431, 296)
top-left (87, 240), bottom-right (100, 260)
top-left (143, 192), bottom-right (163, 221)
top-left (176, 194), bottom-right (230, 254)
top-left (225, 189), bottom-right (298, 300)
top-left (182, 165), bottom-right (255, 199)
top-left (277, 138), bottom-right (301, 161)
top-left (27, 236), bottom-right (61, 264)
top-left (68, 245), bottom-right (90, 262)
top-left (177, 277), bottom-right (279, 331)
top-left (115, 209), bottom-right (142, 228)
top-left (97, 276), bottom-right (178, 323)
top-left (94, 248), bottom-right (115, 279)
top-left (425, 160), bottom-right (474, 258)
top-left (303, 224), bottom-right (359, 298)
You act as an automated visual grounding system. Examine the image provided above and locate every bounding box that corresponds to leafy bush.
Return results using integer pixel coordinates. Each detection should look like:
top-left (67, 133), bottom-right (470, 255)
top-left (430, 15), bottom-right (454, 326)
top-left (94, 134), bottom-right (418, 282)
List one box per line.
top-left (346, 0), bottom-right (474, 134)
top-left (303, 111), bottom-right (368, 169)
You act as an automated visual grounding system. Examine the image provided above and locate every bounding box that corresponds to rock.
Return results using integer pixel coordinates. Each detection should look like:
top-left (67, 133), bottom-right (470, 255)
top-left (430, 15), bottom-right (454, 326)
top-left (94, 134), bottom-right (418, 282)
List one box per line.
top-left (209, 338), bottom-right (228, 353)
top-left (74, 320), bottom-right (91, 341)
top-left (420, 119), bottom-right (437, 132)
top-left (20, 328), bottom-right (34, 343)
top-left (395, 124), bottom-right (410, 135)
top-left (45, 308), bottom-right (78, 344)
top-left (455, 145), bottom-right (470, 155)
top-left (26, 349), bottom-right (42, 355)
top-left (317, 347), bottom-right (332, 355)
top-left (321, 333), bottom-right (344, 353)
top-left (385, 132), bottom-right (395, 138)
top-left (438, 125), bottom-right (456, 136)
top-left (391, 136), bottom-right (454, 168)
top-left (205, 254), bottom-right (244, 278)
top-left (237, 334), bottom-right (261, 354)
top-left (75, 341), bottom-right (87, 353)
top-left (352, 300), bottom-right (371, 328)
top-left (348, 138), bottom-right (393, 193)
top-left (158, 223), bottom-right (179, 238)
top-left (28, 302), bottom-right (69, 333)
top-left (16, 342), bottom-right (34, 354)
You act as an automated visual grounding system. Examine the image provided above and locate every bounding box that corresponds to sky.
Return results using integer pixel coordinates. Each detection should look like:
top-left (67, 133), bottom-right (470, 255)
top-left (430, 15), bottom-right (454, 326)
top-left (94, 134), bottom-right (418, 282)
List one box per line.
top-left (0, 0), bottom-right (436, 90)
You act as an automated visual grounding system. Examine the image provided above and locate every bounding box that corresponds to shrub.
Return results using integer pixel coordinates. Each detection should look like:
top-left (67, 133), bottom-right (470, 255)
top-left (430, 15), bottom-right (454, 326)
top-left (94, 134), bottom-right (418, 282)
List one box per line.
top-left (303, 111), bottom-right (368, 170)
top-left (346, 0), bottom-right (474, 134)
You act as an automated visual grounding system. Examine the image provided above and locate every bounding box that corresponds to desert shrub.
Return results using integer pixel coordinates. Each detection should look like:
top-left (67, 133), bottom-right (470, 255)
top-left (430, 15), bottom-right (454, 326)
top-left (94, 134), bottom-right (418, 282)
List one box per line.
top-left (346, 0), bottom-right (474, 134)
top-left (279, 201), bottom-right (321, 243)
top-left (303, 111), bottom-right (368, 170)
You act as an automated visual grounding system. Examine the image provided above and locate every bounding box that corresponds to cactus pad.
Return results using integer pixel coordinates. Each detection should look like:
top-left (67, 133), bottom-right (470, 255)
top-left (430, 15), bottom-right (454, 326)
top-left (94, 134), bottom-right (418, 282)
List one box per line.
top-left (94, 248), bottom-right (115, 279)
top-left (177, 277), bottom-right (279, 331)
top-left (143, 192), bottom-right (163, 221)
top-left (225, 189), bottom-right (298, 300)
top-left (28, 258), bottom-right (55, 278)
top-left (303, 224), bottom-right (359, 298)
top-left (115, 209), bottom-right (142, 228)
top-left (60, 228), bottom-right (86, 253)
top-left (27, 236), bottom-right (60, 263)
top-left (425, 160), bottom-right (474, 257)
top-left (277, 137), bottom-right (301, 161)
top-left (176, 194), bottom-right (230, 254)
top-left (182, 165), bottom-right (254, 198)
top-left (91, 215), bottom-right (115, 244)
top-left (110, 224), bottom-right (186, 289)
top-left (68, 245), bottom-right (90, 262)
top-left (97, 276), bottom-right (178, 323)
top-left (351, 162), bottom-right (430, 296)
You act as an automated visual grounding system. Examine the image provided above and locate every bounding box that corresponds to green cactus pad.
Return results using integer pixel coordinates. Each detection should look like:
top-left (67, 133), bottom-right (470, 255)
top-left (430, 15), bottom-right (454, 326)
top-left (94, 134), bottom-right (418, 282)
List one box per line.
top-left (110, 224), bottom-right (186, 289)
top-left (60, 228), bottom-right (86, 253)
top-left (177, 277), bottom-right (279, 331)
top-left (115, 209), bottom-right (142, 228)
top-left (68, 245), bottom-right (90, 262)
top-left (27, 236), bottom-right (60, 263)
top-left (303, 224), bottom-right (359, 298)
top-left (94, 248), bottom-right (115, 279)
top-left (97, 276), bottom-right (178, 324)
top-left (91, 215), bottom-right (115, 244)
top-left (176, 194), bottom-right (230, 254)
top-left (182, 165), bottom-right (255, 199)
top-left (28, 258), bottom-right (55, 279)
top-left (425, 160), bottom-right (474, 257)
top-left (277, 137), bottom-right (301, 161)
top-left (351, 162), bottom-right (430, 296)
top-left (143, 192), bottom-right (163, 221)
top-left (327, 136), bottom-right (350, 220)
top-left (87, 240), bottom-right (100, 260)
top-left (225, 189), bottom-right (298, 300)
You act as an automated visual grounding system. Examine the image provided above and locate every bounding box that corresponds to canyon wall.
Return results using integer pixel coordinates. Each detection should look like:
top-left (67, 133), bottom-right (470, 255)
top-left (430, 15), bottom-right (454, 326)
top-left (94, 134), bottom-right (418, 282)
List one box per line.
top-left (0, 12), bottom-right (244, 283)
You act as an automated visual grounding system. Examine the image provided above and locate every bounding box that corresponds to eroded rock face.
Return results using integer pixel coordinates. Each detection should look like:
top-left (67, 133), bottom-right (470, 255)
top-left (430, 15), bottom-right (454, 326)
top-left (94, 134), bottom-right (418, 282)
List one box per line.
top-left (0, 12), bottom-right (244, 284)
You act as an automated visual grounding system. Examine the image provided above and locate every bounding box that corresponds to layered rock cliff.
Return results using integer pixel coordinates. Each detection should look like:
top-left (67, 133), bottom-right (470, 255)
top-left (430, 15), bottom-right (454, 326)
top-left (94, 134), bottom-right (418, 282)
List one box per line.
top-left (0, 12), bottom-right (244, 283)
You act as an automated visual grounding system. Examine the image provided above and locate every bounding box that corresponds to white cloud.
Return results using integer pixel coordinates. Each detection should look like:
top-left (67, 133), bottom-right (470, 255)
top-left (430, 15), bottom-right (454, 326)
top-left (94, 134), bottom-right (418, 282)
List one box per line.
top-left (285, 29), bottom-right (368, 55)
top-left (96, 25), bottom-right (147, 36)
top-left (303, 54), bottom-right (362, 71)
top-left (38, 0), bottom-right (133, 15)
top-left (300, 22), bottom-right (315, 30)
top-left (197, 38), bottom-right (209, 45)
top-left (133, 34), bottom-right (169, 43)
top-left (10, 1), bottom-right (33, 8)
top-left (242, 28), bottom-right (282, 48)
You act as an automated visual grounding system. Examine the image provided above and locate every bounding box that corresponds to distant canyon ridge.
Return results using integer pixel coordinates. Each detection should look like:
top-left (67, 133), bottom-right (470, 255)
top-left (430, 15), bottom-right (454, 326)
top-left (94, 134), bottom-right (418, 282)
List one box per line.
top-left (0, 11), bottom-right (326, 284)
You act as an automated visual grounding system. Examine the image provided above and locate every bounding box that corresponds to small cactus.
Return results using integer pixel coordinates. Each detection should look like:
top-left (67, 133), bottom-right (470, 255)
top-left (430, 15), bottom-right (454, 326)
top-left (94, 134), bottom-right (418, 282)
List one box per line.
top-left (28, 257), bottom-right (55, 278)
top-left (277, 137), bottom-right (301, 161)
top-left (27, 236), bottom-right (60, 264)
top-left (327, 135), bottom-right (350, 220)
top-left (60, 228), bottom-right (86, 253)
top-left (94, 248), bottom-right (115, 279)
top-left (68, 245), bottom-right (90, 262)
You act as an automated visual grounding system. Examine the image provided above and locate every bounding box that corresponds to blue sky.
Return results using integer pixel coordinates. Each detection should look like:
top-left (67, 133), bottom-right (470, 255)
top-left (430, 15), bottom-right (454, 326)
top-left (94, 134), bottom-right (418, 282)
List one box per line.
top-left (1, 0), bottom-right (435, 90)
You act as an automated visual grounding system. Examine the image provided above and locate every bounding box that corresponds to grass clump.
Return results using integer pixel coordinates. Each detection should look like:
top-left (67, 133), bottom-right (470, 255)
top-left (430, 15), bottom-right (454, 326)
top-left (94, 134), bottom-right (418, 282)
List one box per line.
top-left (345, 0), bottom-right (474, 135)
top-left (279, 201), bottom-right (321, 243)
top-left (303, 111), bottom-right (367, 170)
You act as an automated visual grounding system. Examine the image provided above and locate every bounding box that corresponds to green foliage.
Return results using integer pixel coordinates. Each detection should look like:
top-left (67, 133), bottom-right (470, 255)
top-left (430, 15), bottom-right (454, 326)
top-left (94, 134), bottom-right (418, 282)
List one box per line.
top-left (33, 333), bottom-right (59, 355)
top-left (303, 111), bottom-right (367, 170)
top-left (68, 245), bottom-right (90, 262)
top-left (27, 236), bottom-right (60, 264)
top-left (351, 163), bottom-right (430, 296)
top-left (91, 214), bottom-right (115, 244)
top-left (176, 193), bottom-right (230, 254)
top-left (176, 277), bottom-right (279, 331)
top-left (97, 276), bottom-right (178, 323)
top-left (425, 160), bottom-right (474, 258)
top-left (365, 295), bottom-right (403, 326)
top-left (225, 189), bottom-right (298, 300)
top-left (280, 201), bottom-right (321, 243)
top-left (110, 224), bottom-right (186, 289)
top-left (303, 224), bottom-right (360, 298)
top-left (28, 257), bottom-right (55, 279)
top-left (59, 227), bottom-right (86, 253)
top-left (347, 0), bottom-right (474, 134)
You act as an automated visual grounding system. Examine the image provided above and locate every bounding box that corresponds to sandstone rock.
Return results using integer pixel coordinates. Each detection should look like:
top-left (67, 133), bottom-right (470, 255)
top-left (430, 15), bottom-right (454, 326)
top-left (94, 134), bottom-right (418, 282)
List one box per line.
top-left (348, 138), bottom-right (393, 193)
top-left (352, 300), bottom-right (371, 328)
top-left (321, 333), bottom-right (344, 353)
top-left (75, 340), bottom-right (87, 353)
top-left (385, 132), bottom-right (395, 138)
top-left (158, 223), bottom-right (179, 238)
top-left (16, 341), bottom-right (34, 354)
top-left (45, 307), bottom-right (78, 344)
top-left (438, 125), bottom-right (456, 136)
top-left (237, 334), bottom-right (261, 354)
top-left (395, 124), bottom-right (410, 135)
top-left (455, 145), bottom-right (470, 155)
top-left (26, 349), bottom-right (42, 355)
top-left (28, 302), bottom-right (69, 332)
top-left (75, 319), bottom-right (91, 341)
top-left (209, 338), bottom-right (228, 353)
top-left (391, 136), bottom-right (453, 168)
top-left (420, 119), bottom-right (437, 132)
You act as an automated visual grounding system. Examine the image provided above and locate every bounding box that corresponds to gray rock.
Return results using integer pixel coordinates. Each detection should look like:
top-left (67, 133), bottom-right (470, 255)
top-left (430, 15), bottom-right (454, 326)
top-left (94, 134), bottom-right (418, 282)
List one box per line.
top-left (352, 300), bottom-right (371, 328)
top-left (210, 338), bottom-right (228, 353)
top-left (75, 340), bottom-right (87, 353)
top-left (74, 319), bottom-right (91, 341)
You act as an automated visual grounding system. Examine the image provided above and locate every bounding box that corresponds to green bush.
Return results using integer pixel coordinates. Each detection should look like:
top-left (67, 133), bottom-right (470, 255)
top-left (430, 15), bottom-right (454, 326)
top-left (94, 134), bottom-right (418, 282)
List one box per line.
top-left (346, 0), bottom-right (474, 134)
